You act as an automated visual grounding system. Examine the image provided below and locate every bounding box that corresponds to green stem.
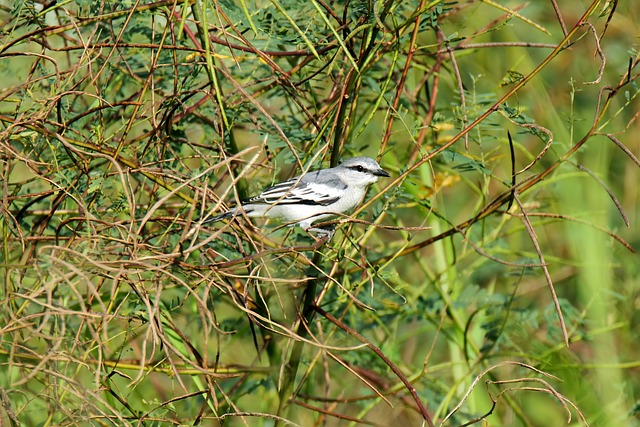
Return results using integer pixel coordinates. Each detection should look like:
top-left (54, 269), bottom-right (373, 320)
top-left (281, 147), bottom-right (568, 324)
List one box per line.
top-left (275, 251), bottom-right (323, 425)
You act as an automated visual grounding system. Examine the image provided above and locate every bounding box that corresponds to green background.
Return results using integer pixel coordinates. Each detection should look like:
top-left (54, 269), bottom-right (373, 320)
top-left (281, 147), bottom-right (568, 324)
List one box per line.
top-left (0, 0), bottom-right (638, 426)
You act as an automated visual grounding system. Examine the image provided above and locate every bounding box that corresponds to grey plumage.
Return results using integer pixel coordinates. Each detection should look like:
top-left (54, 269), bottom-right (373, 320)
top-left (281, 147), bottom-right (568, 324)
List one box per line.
top-left (207, 156), bottom-right (390, 230)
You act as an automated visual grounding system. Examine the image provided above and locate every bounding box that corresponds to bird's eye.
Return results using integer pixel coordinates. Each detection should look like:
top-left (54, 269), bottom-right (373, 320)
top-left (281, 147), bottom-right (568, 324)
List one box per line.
top-left (355, 165), bottom-right (365, 172)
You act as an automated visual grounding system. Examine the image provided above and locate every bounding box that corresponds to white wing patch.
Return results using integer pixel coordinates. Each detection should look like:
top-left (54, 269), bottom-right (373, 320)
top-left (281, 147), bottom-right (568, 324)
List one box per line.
top-left (248, 180), bottom-right (341, 206)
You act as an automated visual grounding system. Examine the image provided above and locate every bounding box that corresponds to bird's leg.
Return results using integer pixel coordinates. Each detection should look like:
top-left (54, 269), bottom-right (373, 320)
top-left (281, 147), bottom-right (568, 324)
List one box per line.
top-left (306, 225), bottom-right (336, 241)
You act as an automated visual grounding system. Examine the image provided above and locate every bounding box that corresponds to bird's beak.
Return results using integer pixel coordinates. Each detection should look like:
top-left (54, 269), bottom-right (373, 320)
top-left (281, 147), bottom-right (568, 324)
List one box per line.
top-left (375, 168), bottom-right (390, 177)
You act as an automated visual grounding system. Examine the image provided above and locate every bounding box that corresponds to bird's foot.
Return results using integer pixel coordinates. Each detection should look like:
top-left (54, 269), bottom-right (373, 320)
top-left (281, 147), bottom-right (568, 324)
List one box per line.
top-left (306, 225), bottom-right (336, 241)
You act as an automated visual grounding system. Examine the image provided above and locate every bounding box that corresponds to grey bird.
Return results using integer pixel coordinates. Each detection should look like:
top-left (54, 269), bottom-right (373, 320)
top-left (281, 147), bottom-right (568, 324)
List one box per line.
top-left (207, 157), bottom-right (390, 232)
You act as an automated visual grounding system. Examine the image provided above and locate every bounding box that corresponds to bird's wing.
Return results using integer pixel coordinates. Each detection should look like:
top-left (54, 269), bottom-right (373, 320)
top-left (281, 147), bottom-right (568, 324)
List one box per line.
top-left (246, 178), bottom-right (341, 206)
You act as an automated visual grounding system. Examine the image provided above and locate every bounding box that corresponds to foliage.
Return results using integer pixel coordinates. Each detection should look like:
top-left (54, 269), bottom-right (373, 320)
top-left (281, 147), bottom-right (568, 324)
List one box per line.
top-left (0, 0), bottom-right (638, 426)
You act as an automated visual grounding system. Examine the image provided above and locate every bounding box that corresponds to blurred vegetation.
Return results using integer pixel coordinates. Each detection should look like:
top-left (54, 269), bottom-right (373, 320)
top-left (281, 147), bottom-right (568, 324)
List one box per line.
top-left (0, 0), bottom-right (638, 426)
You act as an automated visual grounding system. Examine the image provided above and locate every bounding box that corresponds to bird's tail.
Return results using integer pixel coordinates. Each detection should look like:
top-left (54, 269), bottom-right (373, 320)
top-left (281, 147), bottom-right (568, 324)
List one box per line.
top-left (203, 210), bottom-right (234, 224)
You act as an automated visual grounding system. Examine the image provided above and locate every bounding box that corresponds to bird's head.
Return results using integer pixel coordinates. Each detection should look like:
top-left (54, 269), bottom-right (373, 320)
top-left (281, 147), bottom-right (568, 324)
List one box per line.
top-left (337, 157), bottom-right (390, 186)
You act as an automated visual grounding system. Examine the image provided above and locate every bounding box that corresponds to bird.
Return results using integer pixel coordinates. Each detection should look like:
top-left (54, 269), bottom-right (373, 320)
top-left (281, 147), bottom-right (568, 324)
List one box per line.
top-left (206, 156), bottom-right (390, 234)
